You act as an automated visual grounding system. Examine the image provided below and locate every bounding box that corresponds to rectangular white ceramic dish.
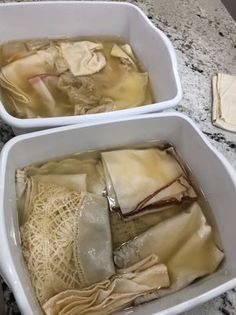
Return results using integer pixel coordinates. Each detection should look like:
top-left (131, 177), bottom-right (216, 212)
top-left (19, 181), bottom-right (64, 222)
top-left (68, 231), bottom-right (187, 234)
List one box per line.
top-left (0, 113), bottom-right (236, 315)
top-left (0, 1), bottom-right (182, 135)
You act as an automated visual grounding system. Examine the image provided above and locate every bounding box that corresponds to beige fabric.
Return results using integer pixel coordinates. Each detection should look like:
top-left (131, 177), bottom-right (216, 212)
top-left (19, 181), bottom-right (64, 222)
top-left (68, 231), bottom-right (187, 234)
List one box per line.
top-left (0, 53), bottom-right (49, 105)
top-left (16, 172), bottom-right (88, 207)
top-left (0, 46), bottom-right (67, 117)
top-left (28, 74), bottom-right (68, 118)
top-left (0, 41), bottom-right (30, 65)
top-left (16, 170), bottom-right (87, 224)
top-left (105, 71), bottom-right (150, 110)
top-left (121, 44), bottom-right (135, 59)
top-left (28, 76), bottom-right (56, 114)
top-left (25, 39), bottom-right (50, 52)
top-left (23, 157), bottom-right (105, 195)
top-left (137, 176), bottom-right (196, 210)
top-left (60, 41), bottom-right (106, 76)
top-left (110, 44), bottom-right (136, 67)
top-left (16, 156), bottom-right (104, 224)
top-left (102, 148), bottom-right (196, 217)
top-left (114, 202), bottom-right (224, 303)
top-left (20, 180), bottom-right (115, 304)
top-left (33, 174), bottom-right (87, 192)
top-left (16, 170), bottom-right (29, 224)
top-left (0, 47), bottom-right (65, 100)
top-left (110, 204), bottom-right (184, 249)
top-left (43, 255), bottom-right (169, 315)
top-left (16, 169), bottom-right (28, 200)
top-left (74, 101), bottom-right (114, 115)
top-left (212, 73), bottom-right (236, 132)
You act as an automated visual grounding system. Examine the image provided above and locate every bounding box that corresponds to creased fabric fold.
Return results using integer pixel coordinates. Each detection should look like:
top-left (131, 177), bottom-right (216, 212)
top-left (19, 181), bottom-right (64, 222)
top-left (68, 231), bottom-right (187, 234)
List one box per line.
top-left (114, 202), bottom-right (224, 304)
top-left (60, 41), bottom-right (106, 76)
top-left (212, 73), bottom-right (236, 132)
top-left (43, 255), bottom-right (169, 315)
top-left (102, 148), bottom-right (197, 218)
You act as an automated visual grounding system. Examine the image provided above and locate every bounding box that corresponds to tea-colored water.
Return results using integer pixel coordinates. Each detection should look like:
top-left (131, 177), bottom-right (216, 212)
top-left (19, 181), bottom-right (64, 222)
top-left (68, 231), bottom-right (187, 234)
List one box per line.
top-left (22, 140), bottom-right (222, 250)
top-left (0, 36), bottom-right (153, 118)
top-left (17, 141), bottom-right (224, 315)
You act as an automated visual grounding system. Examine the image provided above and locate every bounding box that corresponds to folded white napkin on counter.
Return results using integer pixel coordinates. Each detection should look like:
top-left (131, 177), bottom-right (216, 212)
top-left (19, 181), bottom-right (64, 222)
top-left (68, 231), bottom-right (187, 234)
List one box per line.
top-left (212, 73), bottom-right (236, 132)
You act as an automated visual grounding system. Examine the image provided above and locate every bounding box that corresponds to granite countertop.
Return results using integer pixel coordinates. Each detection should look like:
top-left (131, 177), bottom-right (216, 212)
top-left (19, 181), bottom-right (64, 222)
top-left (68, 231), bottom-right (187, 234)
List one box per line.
top-left (0, 0), bottom-right (236, 314)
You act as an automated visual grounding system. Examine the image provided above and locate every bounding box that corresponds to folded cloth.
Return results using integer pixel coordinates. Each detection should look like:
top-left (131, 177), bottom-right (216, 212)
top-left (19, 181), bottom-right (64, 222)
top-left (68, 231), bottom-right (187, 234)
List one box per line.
top-left (212, 73), bottom-right (236, 132)
top-left (43, 254), bottom-right (169, 315)
top-left (18, 157), bottom-right (105, 195)
top-left (114, 202), bottom-right (224, 304)
top-left (0, 46), bottom-right (67, 117)
top-left (60, 41), bottom-right (106, 76)
top-left (102, 147), bottom-right (197, 218)
top-left (16, 157), bottom-right (105, 225)
top-left (20, 180), bottom-right (115, 304)
top-left (110, 44), bottom-right (136, 68)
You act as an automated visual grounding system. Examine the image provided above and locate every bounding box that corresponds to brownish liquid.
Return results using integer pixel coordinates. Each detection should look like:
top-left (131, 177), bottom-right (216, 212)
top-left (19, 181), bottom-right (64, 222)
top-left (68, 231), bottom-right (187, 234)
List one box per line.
top-left (18, 141), bottom-right (225, 315)
top-left (21, 140), bottom-right (223, 251)
top-left (0, 36), bottom-right (154, 118)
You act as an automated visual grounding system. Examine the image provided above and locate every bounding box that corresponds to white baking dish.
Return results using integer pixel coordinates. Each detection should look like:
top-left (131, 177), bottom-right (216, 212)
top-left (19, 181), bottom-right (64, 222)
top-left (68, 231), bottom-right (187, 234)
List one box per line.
top-left (0, 1), bottom-right (182, 135)
top-left (0, 113), bottom-right (236, 315)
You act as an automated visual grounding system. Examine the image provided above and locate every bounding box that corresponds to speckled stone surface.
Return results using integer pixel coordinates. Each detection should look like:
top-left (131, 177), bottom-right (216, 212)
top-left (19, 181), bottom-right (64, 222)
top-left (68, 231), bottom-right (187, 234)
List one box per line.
top-left (0, 0), bottom-right (236, 314)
